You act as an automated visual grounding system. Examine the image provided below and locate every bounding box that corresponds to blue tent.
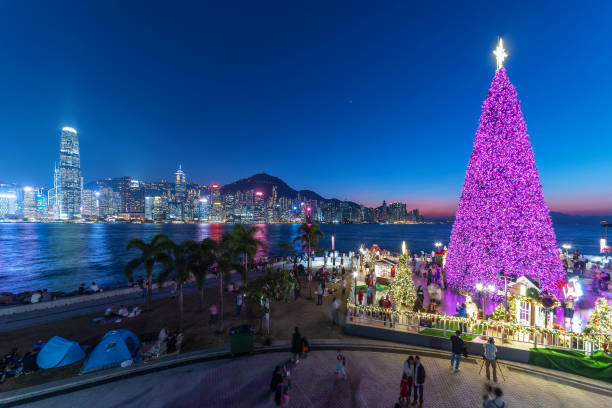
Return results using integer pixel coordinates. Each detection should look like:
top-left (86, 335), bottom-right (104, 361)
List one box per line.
top-left (81, 330), bottom-right (140, 374)
top-left (36, 336), bottom-right (86, 369)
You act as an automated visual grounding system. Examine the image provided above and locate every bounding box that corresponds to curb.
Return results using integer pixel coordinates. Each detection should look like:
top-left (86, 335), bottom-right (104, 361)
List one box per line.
top-left (1, 339), bottom-right (610, 407)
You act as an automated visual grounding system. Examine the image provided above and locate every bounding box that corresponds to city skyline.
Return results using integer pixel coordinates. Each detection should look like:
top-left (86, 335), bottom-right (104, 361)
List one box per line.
top-left (0, 3), bottom-right (611, 217)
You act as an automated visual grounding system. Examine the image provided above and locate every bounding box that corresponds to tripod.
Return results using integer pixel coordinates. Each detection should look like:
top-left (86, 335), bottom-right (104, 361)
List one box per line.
top-left (478, 358), bottom-right (506, 382)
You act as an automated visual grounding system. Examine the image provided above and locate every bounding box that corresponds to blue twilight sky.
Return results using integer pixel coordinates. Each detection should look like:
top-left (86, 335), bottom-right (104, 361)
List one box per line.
top-left (0, 1), bottom-right (611, 217)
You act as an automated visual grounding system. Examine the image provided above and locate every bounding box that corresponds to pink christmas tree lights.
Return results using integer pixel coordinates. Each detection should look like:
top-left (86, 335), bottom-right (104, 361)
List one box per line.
top-left (445, 67), bottom-right (565, 298)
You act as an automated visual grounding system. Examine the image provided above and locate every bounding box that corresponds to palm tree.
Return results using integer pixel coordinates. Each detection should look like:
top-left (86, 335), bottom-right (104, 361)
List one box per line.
top-left (157, 239), bottom-right (199, 331)
top-left (279, 242), bottom-right (297, 269)
top-left (293, 223), bottom-right (324, 297)
top-left (191, 238), bottom-right (218, 312)
top-left (231, 224), bottom-right (266, 284)
top-left (214, 232), bottom-right (242, 332)
top-left (125, 234), bottom-right (170, 310)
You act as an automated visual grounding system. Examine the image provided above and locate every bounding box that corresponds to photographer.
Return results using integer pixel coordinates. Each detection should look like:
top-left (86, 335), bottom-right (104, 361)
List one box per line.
top-left (483, 337), bottom-right (498, 382)
top-left (450, 330), bottom-right (465, 372)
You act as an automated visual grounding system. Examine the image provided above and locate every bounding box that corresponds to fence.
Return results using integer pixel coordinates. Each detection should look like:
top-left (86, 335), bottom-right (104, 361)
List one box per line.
top-left (346, 303), bottom-right (609, 354)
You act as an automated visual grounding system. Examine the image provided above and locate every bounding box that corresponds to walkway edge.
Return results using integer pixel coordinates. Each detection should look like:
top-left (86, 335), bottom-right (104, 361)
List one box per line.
top-left (1, 340), bottom-right (610, 407)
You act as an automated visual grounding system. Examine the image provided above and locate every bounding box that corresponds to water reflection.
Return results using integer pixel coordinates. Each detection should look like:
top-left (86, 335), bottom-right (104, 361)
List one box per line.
top-left (0, 223), bottom-right (602, 294)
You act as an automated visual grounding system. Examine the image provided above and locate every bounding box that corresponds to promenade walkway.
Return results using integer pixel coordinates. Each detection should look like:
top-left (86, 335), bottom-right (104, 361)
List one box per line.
top-left (6, 340), bottom-right (610, 408)
top-left (0, 273), bottom-right (246, 333)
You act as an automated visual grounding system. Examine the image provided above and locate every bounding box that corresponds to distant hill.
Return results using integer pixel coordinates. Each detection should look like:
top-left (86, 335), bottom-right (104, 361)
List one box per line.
top-left (220, 173), bottom-right (327, 202)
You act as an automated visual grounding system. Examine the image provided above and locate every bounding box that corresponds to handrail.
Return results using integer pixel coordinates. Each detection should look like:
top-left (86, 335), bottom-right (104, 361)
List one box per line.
top-left (346, 303), bottom-right (609, 354)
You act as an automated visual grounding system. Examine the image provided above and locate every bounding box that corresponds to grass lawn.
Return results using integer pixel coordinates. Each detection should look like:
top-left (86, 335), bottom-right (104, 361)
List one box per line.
top-left (0, 274), bottom-right (355, 392)
top-left (528, 348), bottom-right (612, 382)
top-left (420, 328), bottom-right (473, 341)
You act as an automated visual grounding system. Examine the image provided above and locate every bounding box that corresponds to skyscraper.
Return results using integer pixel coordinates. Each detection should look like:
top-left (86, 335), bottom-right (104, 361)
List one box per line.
top-left (22, 186), bottom-right (37, 220)
top-left (175, 165), bottom-right (186, 203)
top-left (55, 127), bottom-right (82, 219)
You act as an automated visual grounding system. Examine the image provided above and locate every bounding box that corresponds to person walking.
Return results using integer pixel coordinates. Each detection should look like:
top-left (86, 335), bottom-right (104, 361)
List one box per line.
top-left (357, 288), bottom-right (364, 306)
top-left (456, 303), bottom-right (467, 332)
top-left (382, 296), bottom-right (391, 326)
top-left (400, 373), bottom-right (411, 406)
top-left (341, 278), bottom-right (346, 295)
top-left (335, 350), bottom-right (347, 379)
top-left (366, 285), bottom-right (373, 306)
top-left (291, 327), bottom-right (302, 363)
top-left (416, 286), bottom-right (424, 305)
top-left (331, 297), bottom-right (340, 326)
top-left (401, 356), bottom-right (415, 404)
top-left (483, 386), bottom-right (507, 408)
top-left (235, 293), bottom-right (243, 316)
top-left (316, 283), bottom-right (323, 305)
top-left (450, 330), bottom-right (465, 372)
top-left (483, 337), bottom-right (498, 382)
top-left (208, 303), bottom-right (218, 325)
top-left (402, 355), bottom-right (415, 378)
top-left (411, 356), bottom-right (426, 407)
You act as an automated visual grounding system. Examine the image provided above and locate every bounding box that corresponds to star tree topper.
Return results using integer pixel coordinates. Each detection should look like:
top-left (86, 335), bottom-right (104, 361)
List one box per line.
top-left (493, 38), bottom-right (508, 70)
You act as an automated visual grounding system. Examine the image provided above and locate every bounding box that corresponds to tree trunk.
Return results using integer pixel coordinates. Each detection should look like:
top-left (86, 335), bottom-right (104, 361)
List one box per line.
top-left (308, 242), bottom-right (312, 298)
top-left (217, 275), bottom-right (224, 332)
top-left (146, 274), bottom-right (153, 311)
top-left (178, 283), bottom-right (184, 332)
top-left (244, 252), bottom-right (248, 284)
top-left (199, 285), bottom-right (204, 312)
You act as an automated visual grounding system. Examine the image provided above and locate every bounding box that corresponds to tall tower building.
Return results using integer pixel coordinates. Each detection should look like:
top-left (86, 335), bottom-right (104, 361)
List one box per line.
top-left (175, 165), bottom-right (186, 203)
top-left (56, 127), bottom-right (82, 219)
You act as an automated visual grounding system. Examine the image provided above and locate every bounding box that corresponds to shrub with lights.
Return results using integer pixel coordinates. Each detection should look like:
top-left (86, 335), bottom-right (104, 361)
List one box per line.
top-left (389, 254), bottom-right (417, 309)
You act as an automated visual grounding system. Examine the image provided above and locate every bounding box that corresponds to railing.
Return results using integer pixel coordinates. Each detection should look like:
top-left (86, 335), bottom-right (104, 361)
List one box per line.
top-left (346, 303), bottom-right (609, 354)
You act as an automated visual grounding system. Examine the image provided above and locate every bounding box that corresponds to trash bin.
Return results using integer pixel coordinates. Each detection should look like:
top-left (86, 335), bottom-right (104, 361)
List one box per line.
top-left (230, 325), bottom-right (254, 356)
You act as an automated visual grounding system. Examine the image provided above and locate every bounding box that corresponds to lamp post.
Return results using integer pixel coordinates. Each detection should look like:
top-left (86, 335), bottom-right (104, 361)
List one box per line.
top-left (562, 243), bottom-right (571, 259)
top-left (476, 282), bottom-right (496, 320)
top-left (332, 224), bottom-right (336, 272)
top-left (353, 269), bottom-right (358, 303)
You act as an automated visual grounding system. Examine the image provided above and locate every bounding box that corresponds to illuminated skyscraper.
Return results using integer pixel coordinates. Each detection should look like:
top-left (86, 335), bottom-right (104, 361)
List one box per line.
top-left (175, 165), bottom-right (186, 203)
top-left (81, 189), bottom-right (99, 218)
top-left (55, 127), bottom-right (82, 219)
top-left (209, 184), bottom-right (222, 222)
top-left (23, 187), bottom-right (37, 220)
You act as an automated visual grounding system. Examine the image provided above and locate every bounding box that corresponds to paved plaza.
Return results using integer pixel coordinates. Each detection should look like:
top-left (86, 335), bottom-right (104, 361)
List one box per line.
top-left (18, 350), bottom-right (611, 408)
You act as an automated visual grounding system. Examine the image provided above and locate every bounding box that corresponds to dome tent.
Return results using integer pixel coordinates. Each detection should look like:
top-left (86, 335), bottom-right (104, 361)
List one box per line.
top-left (81, 329), bottom-right (140, 374)
top-left (36, 336), bottom-right (86, 369)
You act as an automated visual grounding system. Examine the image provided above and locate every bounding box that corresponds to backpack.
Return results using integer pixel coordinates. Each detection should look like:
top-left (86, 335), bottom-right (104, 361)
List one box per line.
top-left (301, 338), bottom-right (310, 353)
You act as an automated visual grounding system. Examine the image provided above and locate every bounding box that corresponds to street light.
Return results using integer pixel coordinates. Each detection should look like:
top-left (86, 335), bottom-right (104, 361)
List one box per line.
top-left (562, 244), bottom-right (571, 258)
top-left (435, 242), bottom-right (442, 250)
top-left (475, 282), bottom-right (494, 320)
top-left (353, 269), bottom-right (358, 303)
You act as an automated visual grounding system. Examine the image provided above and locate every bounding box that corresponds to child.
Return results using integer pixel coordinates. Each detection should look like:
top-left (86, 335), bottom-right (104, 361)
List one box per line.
top-left (335, 350), bottom-right (347, 379)
top-left (400, 372), bottom-right (412, 405)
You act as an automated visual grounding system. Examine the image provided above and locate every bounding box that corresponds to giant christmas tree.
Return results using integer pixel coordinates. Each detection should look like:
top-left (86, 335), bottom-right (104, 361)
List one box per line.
top-left (445, 40), bottom-right (565, 298)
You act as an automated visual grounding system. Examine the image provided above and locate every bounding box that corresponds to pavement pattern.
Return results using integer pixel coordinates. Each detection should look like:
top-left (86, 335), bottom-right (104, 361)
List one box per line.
top-left (18, 350), bottom-right (612, 408)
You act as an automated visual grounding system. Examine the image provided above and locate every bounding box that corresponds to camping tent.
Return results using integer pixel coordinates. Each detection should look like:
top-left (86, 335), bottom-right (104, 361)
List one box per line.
top-left (36, 336), bottom-right (86, 369)
top-left (81, 330), bottom-right (140, 374)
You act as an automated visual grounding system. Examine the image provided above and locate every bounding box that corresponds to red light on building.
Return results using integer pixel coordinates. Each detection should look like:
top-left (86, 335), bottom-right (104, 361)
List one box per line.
top-left (255, 191), bottom-right (263, 196)
top-left (212, 184), bottom-right (219, 189)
